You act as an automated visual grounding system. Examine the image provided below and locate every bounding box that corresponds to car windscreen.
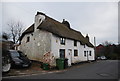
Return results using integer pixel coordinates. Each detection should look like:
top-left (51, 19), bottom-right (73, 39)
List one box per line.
top-left (18, 51), bottom-right (26, 57)
top-left (10, 51), bottom-right (20, 57)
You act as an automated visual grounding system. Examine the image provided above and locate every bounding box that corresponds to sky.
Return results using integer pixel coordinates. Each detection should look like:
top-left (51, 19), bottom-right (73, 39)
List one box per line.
top-left (1, 2), bottom-right (118, 45)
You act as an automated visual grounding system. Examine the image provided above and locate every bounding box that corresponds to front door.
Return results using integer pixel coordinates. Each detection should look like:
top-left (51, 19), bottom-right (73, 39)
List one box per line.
top-left (60, 49), bottom-right (65, 58)
top-left (67, 49), bottom-right (72, 66)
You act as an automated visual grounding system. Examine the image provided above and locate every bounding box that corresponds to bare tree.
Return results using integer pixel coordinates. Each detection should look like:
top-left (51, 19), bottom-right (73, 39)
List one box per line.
top-left (7, 20), bottom-right (24, 44)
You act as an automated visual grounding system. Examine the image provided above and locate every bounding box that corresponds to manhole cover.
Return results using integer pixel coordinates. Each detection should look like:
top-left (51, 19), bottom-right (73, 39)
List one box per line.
top-left (97, 73), bottom-right (110, 77)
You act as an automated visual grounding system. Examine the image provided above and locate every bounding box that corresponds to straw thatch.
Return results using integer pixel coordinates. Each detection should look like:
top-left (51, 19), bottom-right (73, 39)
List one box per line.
top-left (20, 12), bottom-right (94, 47)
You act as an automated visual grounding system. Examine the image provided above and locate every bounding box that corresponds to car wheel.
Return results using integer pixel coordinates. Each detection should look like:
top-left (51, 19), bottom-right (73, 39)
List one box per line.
top-left (2, 58), bottom-right (11, 73)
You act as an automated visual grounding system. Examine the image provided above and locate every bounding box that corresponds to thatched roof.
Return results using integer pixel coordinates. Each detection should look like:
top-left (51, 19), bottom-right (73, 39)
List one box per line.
top-left (37, 13), bottom-right (94, 47)
top-left (20, 12), bottom-right (94, 47)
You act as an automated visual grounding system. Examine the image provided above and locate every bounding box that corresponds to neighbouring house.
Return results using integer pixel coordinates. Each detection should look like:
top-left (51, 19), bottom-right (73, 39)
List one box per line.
top-left (96, 44), bottom-right (104, 56)
top-left (96, 44), bottom-right (120, 59)
top-left (19, 12), bottom-right (95, 66)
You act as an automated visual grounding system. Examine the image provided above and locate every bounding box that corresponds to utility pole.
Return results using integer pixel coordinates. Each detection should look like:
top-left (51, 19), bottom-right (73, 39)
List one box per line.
top-left (94, 37), bottom-right (97, 60)
top-left (94, 37), bottom-right (96, 47)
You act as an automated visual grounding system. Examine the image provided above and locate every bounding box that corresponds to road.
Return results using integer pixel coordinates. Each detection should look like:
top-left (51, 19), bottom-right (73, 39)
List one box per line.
top-left (3, 60), bottom-right (119, 79)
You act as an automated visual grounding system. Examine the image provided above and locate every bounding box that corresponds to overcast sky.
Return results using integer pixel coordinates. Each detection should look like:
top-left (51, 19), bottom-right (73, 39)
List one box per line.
top-left (1, 2), bottom-right (118, 45)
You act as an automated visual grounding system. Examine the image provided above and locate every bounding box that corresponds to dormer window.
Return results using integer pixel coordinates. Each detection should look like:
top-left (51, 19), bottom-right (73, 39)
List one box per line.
top-left (60, 37), bottom-right (65, 45)
top-left (39, 19), bottom-right (42, 23)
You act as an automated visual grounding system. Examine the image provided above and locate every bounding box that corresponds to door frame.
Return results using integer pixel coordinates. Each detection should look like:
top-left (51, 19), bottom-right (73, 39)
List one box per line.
top-left (68, 49), bottom-right (72, 66)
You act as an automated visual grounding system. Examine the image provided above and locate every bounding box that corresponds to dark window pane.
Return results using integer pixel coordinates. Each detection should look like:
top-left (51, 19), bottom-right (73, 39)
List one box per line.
top-left (10, 51), bottom-right (20, 57)
top-left (84, 51), bottom-right (86, 57)
top-left (89, 51), bottom-right (92, 56)
top-left (74, 50), bottom-right (78, 56)
top-left (74, 40), bottom-right (77, 46)
top-left (26, 36), bottom-right (30, 42)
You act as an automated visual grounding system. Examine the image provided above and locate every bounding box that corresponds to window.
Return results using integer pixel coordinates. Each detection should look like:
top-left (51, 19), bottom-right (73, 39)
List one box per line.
top-left (59, 49), bottom-right (65, 58)
top-left (10, 51), bottom-right (20, 57)
top-left (74, 40), bottom-right (77, 46)
top-left (74, 50), bottom-right (78, 56)
top-left (89, 51), bottom-right (92, 56)
top-left (39, 19), bottom-right (42, 23)
top-left (60, 38), bottom-right (65, 45)
top-left (26, 36), bottom-right (30, 42)
top-left (84, 51), bottom-right (86, 57)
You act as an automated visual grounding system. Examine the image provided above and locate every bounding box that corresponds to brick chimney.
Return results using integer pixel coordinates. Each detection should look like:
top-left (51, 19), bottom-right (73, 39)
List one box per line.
top-left (86, 34), bottom-right (89, 41)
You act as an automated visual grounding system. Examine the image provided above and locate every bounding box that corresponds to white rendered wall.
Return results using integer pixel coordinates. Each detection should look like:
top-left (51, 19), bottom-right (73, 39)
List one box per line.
top-left (20, 30), bottom-right (52, 62)
top-left (51, 34), bottom-right (95, 66)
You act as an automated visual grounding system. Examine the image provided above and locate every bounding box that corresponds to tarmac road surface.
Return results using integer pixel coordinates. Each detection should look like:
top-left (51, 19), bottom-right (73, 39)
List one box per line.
top-left (2, 60), bottom-right (119, 79)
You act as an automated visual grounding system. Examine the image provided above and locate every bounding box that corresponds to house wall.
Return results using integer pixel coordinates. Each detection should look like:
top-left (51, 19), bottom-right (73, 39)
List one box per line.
top-left (20, 13), bottom-right (52, 62)
top-left (20, 31), bottom-right (95, 66)
top-left (51, 34), bottom-right (95, 66)
top-left (83, 45), bottom-right (95, 61)
top-left (20, 30), bottom-right (52, 62)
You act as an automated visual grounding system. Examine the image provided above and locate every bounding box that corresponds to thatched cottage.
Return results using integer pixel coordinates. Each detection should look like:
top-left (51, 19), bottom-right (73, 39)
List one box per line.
top-left (19, 12), bottom-right (95, 66)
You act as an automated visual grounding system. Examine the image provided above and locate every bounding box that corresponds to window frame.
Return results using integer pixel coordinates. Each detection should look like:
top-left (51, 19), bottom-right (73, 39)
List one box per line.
top-left (74, 49), bottom-right (78, 56)
top-left (60, 37), bottom-right (66, 45)
top-left (84, 51), bottom-right (86, 57)
top-left (74, 40), bottom-right (77, 46)
top-left (89, 51), bottom-right (92, 56)
top-left (26, 36), bottom-right (30, 43)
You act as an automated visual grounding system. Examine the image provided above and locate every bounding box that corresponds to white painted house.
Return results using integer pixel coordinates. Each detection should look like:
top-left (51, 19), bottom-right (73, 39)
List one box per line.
top-left (20, 12), bottom-right (95, 67)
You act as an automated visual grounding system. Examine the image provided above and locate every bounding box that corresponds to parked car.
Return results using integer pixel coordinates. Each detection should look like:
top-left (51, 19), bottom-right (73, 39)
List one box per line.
top-left (97, 56), bottom-right (107, 60)
top-left (100, 56), bottom-right (107, 60)
top-left (97, 56), bottom-right (101, 60)
top-left (9, 50), bottom-right (31, 68)
top-left (2, 48), bottom-right (11, 73)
